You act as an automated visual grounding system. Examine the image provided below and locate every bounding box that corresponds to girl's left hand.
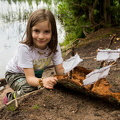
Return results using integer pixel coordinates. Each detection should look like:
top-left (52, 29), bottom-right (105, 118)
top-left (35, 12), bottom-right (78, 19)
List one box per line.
top-left (42, 77), bottom-right (58, 89)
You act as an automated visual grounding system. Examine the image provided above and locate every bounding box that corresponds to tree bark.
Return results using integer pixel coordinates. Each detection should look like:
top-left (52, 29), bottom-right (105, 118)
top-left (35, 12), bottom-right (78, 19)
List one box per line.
top-left (103, 0), bottom-right (111, 24)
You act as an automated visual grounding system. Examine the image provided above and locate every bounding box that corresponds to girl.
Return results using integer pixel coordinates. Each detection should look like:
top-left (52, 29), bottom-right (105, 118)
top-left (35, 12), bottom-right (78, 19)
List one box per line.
top-left (3, 9), bottom-right (64, 104)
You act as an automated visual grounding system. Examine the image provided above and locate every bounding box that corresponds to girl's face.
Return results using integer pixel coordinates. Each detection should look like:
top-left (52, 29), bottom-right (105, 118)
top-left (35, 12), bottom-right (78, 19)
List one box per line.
top-left (32, 20), bottom-right (52, 49)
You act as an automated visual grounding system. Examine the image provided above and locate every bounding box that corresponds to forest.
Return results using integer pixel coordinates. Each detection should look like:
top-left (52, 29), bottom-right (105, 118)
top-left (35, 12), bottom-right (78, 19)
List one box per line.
top-left (56, 0), bottom-right (120, 44)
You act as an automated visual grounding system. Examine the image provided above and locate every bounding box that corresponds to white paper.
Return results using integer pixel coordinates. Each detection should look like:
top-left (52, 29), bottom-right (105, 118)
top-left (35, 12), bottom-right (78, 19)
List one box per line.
top-left (97, 49), bottom-right (120, 53)
top-left (96, 49), bottom-right (120, 62)
top-left (83, 65), bottom-right (111, 86)
top-left (63, 53), bottom-right (83, 74)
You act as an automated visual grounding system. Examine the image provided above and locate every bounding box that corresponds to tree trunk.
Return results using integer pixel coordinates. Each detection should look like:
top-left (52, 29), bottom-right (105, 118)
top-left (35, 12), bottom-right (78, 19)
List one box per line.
top-left (88, 6), bottom-right (96, 25)
top-left (103, 0), bottom-right (111, 25)
top-left (87, 0), bottom-right (99, 29)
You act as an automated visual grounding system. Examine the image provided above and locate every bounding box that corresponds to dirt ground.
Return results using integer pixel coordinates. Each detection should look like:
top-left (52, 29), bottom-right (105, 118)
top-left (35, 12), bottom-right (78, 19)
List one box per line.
top-left (0, 28), bottom-right (120, 120)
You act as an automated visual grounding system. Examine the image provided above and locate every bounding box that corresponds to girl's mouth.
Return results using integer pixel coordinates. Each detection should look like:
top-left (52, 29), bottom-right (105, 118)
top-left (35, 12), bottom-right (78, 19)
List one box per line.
top-left (37, 40), bottom-right (46, 43)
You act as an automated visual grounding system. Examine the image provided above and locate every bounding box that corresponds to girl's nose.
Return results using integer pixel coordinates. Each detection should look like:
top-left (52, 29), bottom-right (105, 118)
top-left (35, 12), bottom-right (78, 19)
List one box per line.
top-left (38, 33), bottom-right (44, 39)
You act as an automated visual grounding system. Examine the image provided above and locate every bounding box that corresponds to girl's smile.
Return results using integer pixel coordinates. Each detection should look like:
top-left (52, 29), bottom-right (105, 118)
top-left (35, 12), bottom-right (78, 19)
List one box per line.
top-left (32, 20), bottom-right (52, 50)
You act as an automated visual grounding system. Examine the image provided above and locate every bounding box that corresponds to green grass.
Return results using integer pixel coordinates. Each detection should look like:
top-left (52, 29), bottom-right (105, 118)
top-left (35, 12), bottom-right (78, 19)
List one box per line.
top-left (32, 104), bottom-right (40, 110)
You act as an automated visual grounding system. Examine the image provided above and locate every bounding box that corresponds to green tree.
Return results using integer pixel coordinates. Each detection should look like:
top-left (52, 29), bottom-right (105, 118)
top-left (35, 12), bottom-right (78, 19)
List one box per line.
top-left (57, 0), bottom-right (120, 44)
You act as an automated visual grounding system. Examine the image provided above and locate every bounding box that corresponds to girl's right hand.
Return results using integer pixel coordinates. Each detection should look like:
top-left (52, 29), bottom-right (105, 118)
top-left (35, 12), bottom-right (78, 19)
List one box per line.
top-left (42, 77), bottom-right (58, 89)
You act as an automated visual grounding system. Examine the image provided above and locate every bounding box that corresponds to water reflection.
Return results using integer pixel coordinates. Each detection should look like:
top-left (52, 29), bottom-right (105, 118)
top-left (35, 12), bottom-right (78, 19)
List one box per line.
top-left (0, 0), bottom-right (49, 22)
top-left (0, 0), bottom-right (65, 78)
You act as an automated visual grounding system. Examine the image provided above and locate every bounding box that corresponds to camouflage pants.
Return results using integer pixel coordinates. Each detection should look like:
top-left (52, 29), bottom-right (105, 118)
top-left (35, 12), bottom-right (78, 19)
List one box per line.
top-left (5, 71), bottom-right (39, 101)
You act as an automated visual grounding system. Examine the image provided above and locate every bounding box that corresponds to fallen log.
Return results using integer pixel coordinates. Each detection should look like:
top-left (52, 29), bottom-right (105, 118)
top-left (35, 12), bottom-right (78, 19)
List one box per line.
top-left (55, 66), bottom-right (120, 105)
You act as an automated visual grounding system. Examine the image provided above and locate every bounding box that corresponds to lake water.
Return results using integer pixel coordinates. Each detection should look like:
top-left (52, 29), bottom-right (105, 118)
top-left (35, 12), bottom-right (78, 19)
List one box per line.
top-left (0, 0), bottom-right (65, 78)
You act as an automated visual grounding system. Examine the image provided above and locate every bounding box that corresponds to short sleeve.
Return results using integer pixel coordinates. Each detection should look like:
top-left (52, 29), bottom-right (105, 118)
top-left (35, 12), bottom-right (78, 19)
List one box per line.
top-left (52, 44), bottom-right (63, 65)
top-left (18, 45), bottom-right (33, 68)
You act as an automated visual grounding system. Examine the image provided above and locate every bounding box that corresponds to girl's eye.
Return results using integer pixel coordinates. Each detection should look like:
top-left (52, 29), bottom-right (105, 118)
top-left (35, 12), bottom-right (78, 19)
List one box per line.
top-left (45, 30), bottom-right (50, 33)
top-left (34, 29), bottom-right (39, 33)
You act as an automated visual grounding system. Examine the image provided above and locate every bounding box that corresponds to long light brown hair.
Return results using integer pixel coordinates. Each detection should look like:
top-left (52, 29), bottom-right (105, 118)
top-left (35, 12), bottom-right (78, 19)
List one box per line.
top-left (21, 9), bottom-right (58, 55)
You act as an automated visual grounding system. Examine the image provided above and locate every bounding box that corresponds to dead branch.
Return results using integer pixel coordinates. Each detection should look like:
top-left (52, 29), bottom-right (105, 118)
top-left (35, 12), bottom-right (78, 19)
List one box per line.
top-left (107, 34), bottom-right (116, 49)
top-left (0, 88), bottom-right (45, 110)
top-left (99, 34), bottom-right (116, 68)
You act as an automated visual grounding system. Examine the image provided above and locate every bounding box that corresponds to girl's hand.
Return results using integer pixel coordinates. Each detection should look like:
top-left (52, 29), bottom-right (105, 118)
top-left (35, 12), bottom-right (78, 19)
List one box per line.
top-left (42, 77), bottom-right (58, 89)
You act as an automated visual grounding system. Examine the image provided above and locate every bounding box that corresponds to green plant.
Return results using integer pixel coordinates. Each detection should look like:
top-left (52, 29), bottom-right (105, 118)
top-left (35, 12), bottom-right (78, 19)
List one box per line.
top-left (32, 104), bottom-right (40, 110)
top-left (6, 104), bottom-right (16, 111)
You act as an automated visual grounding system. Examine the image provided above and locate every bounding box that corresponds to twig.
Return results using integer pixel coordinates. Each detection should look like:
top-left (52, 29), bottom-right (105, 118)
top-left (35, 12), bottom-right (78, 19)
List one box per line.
top-left (113, 68), bottom-right (120, 71)
top-left (99, 61), bottom-right (105, 68)
top-left (98, 34), bottom-right (116, 69)
top-left (107, 34), bottom-right (116, 49)
top-left (69, 47), bottom-right (75, 79)
top-left (109, 61), bottom-right (116, 66)
top-left (13, 93), bottom-right (18, 108)
top-left (15, 98), bottom-right (18, 108)
top-left (4, 88), bottom-right (45, 110)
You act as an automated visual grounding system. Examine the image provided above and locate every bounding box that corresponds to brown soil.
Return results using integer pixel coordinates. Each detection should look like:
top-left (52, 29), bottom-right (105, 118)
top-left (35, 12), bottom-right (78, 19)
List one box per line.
top-left (0, 28), bottom-right (120, 120)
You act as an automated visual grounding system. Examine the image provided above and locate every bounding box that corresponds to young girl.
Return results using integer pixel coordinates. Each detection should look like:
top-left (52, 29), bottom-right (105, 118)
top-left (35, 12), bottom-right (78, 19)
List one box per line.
top-left (3, 9), bottom-right (64, 104)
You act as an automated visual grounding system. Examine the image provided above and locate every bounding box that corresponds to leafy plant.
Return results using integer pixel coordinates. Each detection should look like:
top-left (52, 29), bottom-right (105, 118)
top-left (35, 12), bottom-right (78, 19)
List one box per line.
top-left (6, 104), bottom-right (16, 111)
top-left (32, 104), bottom-right (40, 110)
top-left (57, 0), bottom-right (120, 45)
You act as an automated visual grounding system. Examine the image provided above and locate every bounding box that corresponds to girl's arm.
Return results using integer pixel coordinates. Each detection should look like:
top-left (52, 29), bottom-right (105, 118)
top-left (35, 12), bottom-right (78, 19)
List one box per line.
top-left (23, 68), bottom-right (39, 87)
top-left (54, 63), bottom-right (64, 75)
top-left (23, 68), bottom-right (57, 89)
